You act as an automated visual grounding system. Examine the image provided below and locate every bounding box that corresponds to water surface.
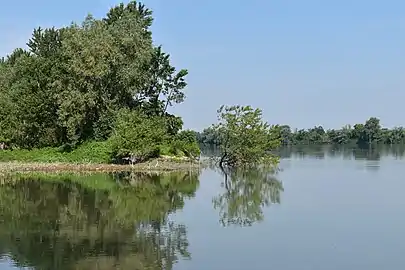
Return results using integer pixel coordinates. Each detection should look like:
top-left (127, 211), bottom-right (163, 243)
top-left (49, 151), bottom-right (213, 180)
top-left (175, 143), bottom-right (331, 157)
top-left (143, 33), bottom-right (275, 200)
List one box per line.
top-left (1, 146), bottom-right (405, 270)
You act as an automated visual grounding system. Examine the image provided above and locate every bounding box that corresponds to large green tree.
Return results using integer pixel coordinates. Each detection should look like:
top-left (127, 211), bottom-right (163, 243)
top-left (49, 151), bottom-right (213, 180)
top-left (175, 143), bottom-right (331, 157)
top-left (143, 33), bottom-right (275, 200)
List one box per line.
top-left (212, 105), bottom-right (281, 168)
top-left (0, 1), bottom-right (188, 150)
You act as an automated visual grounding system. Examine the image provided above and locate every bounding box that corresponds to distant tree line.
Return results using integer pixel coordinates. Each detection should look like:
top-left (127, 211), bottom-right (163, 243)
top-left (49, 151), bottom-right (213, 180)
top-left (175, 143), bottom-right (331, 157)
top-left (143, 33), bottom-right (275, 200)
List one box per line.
top-left (196, 117), bottom-right (405, 146)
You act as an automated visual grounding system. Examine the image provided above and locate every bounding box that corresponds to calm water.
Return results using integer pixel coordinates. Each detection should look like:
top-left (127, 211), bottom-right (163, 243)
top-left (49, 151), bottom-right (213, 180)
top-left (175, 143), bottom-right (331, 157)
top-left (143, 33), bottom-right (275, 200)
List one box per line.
top-left (1, 146), bottom-right (405, 270)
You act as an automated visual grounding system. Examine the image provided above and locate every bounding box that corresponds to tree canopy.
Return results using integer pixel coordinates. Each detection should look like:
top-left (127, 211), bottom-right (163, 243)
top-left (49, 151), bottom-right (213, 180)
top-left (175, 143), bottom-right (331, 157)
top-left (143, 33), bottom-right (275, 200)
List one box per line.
top-left (0, 1), bottom-right (189, 152)
top-left (211, 105), bottom-right (281, 168)
top-left (0, 1), bottom-right (200, 162)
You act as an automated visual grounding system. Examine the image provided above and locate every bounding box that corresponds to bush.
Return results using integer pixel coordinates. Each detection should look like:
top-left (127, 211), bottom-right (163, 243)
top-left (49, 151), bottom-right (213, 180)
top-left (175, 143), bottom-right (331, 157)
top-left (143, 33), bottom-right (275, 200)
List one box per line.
top-left (108, 109), bottom-right (168, 162)
top-left (172, 139), bottom-right (201, 158)
top-left (159, 130), bottom-right (201, 158)
top-left (213, 105), bottom-right (280, 168)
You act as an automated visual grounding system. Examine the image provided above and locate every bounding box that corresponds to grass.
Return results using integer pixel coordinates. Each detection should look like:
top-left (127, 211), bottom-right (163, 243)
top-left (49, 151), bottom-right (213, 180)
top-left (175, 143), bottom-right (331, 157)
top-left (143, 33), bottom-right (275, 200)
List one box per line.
top-left (0, 141), bottom-right (205, 173)
top-left (0, 141), bottom-right (112, 164)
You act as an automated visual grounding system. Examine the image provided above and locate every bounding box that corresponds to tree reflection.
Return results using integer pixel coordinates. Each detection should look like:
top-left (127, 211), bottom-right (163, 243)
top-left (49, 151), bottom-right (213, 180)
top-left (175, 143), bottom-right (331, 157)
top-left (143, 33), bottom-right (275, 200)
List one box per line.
top-left (0, 171), bottom-right (199, 269)
top-left (279, 144), bottom-right (405, 161)
top-left (212, 166), bottom-right (283, 227)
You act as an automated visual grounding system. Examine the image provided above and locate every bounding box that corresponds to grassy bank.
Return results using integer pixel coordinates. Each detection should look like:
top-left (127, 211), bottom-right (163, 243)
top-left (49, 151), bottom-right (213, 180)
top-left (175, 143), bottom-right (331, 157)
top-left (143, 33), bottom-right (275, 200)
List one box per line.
top-left (0, 158), bottom-right (202, 173)
top-left (0, 141), bottom-right (203, 172)
top-left (0, 141), bottom-right (112, 163)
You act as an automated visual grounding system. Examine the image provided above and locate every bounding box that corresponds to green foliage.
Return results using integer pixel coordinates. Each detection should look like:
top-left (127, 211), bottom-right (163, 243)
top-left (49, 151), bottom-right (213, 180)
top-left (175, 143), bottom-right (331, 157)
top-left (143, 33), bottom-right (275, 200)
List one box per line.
top-left (164, 113), bottom-right (184, 136)
top-left (108, 108), bottom-right (201, 162)
top-left (0, 1), bottom-right (189, 153)
top-left (176, 130), bottom-right (198, 144)
top-left (171, 130), bottom-right (201, 158)
top-left (159, 140), bottom-right (199, 158)
top-left (212, 105), bottom-right (281, 168)
top-left (108, 109), bottom-right (167, 162)
top-left (0, 141), bottom-right (112, 163)
top-left (198, 116), bottom-right (405, 146)
top-left (140, 46), bottom-right (188, 117)
top-left (196, 126), bottom-right (221, 145)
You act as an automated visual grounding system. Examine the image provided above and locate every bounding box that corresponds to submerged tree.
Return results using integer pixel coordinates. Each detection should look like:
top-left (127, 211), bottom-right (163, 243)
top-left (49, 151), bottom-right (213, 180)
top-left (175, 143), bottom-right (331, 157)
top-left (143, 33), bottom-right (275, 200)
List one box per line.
top-left (212, 105), bottom-right (281, 169)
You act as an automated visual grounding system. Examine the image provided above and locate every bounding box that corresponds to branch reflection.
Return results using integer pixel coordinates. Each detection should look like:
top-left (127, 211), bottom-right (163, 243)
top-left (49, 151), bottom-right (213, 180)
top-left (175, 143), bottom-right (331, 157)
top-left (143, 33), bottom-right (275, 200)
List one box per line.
top-left (213, 166), bottom-right (284, 227)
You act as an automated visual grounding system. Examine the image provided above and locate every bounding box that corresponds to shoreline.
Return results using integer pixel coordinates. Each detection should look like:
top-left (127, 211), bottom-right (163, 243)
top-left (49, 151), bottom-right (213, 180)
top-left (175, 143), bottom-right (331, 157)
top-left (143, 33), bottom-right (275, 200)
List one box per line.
top-left (0, 157), bottom-right (205, 173)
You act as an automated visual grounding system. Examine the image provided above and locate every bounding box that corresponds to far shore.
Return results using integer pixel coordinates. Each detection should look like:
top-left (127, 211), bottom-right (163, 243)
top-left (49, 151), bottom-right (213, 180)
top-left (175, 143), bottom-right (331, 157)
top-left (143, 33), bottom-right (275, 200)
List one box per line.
top-left (0, 156), bottom-right (206, 173)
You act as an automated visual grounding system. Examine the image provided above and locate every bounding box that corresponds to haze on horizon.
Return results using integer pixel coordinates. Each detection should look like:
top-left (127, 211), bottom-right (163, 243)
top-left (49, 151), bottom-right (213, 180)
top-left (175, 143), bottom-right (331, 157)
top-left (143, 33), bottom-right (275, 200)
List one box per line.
top-left (1, 0), bottom-right (404, 131)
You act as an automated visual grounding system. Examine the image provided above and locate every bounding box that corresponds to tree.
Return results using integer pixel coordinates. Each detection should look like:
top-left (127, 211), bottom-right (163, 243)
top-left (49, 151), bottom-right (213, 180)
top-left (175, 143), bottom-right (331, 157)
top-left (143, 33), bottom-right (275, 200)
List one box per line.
top-left (363, 117), bottom-right (381, 145)
top-left (279, 125), bottom-right (293, 145)
top-left (138, 46), bottom-right (188, 117)
top-left (0, 1), bottom-right (190, 151)
top-left (196, 127), bottom-right (221, 145)
top-left (172, 130), bottom-right (201, 158)
top-left (108, 109), bottom-right (168, 162)
top-left (212, 105), bottom-right (281, 168)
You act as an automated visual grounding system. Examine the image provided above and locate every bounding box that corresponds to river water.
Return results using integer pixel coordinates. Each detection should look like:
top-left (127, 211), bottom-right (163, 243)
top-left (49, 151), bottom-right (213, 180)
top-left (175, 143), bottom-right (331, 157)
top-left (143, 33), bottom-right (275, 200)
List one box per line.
top-left (1, 145), bottom-right (405, 270)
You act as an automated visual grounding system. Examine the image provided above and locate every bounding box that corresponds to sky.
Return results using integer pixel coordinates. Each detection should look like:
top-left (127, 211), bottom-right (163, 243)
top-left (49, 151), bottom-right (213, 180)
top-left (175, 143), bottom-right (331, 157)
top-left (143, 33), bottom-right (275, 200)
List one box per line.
top-left (1, 0), bottom-right (405, 131)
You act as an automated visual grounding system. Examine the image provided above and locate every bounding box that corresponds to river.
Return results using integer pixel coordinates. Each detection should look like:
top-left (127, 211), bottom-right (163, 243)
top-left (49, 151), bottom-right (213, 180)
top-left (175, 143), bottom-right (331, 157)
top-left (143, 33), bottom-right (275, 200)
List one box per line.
top-left (1, 145), bottom-right (405, 270)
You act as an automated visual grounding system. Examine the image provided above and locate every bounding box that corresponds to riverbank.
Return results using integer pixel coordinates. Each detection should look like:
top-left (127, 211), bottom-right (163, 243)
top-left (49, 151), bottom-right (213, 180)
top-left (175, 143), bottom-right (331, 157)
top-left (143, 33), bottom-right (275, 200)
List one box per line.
top-left (0, 156), bottom-right (203, 173)
top-left (0, 140), bottom-right (206, 172)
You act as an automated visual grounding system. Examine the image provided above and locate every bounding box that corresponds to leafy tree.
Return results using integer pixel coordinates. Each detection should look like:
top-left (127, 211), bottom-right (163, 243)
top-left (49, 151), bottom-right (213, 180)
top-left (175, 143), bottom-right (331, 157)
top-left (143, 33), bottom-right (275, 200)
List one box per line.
top-left (0, 1), bottom-right (190, 156)
top-left (212, 105), bottom-right (281, 168)
top-left (363, 117), bottom-right (381, 144)
top-left (139, 46), bottom-right (188, 117)
top-left (170, 130), bottom-right (201, 158)
top-left (108, 109), bottom-right (167, 162)
top-left (279, 125), bottom-right (293, 145)
top-left (196, 126), bottom-right (221, 145)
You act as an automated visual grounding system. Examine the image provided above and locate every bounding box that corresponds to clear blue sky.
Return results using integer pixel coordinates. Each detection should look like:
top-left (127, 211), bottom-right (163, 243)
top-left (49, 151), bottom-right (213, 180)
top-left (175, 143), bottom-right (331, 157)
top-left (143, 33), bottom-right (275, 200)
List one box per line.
top-left (1, 0), bottom-right (404, 131)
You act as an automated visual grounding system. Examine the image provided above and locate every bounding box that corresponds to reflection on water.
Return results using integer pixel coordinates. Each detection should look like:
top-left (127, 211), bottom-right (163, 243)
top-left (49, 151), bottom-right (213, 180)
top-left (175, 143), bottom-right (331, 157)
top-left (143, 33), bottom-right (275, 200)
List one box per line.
top-left (277, 144), bottom-right (405, 160)
top-left (1, 146), bottom-right (405, 269)
top-left (212, 166), bottom-right (283, 227)
top-left (277, 145), bottom-right (405, 172)
top-left (0, 171), bottom-right (199, 270)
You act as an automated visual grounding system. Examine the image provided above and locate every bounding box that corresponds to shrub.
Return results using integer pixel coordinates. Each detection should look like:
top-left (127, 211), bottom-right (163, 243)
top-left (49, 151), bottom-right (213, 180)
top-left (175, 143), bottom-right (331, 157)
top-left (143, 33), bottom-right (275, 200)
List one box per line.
top-left (169, 130), bottom-right (201, 158)
top-left (213, 105), bottom-right (280, 168)
top-left (108, 109), bottom-right (167, 162)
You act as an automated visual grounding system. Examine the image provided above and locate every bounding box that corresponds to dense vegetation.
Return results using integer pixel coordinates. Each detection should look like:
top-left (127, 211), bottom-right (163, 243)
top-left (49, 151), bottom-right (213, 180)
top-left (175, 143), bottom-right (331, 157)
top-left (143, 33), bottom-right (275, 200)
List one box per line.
top-left (211, 105), bottom-right (280, 168)
top-left (197, 117), bottom-right (405, 146)
top-left (0, 1), bottom-right (199, 163)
